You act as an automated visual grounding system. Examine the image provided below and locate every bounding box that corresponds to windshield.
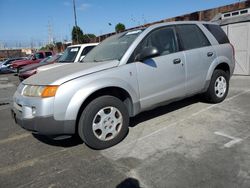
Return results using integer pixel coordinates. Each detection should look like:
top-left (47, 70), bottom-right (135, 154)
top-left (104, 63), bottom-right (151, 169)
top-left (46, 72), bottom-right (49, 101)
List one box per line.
top-left (58, 46), bottom-right (80, 63)
top-left (40, 54), bottom-right (62, 64)
top-left (83, 30), bottom-right (143, 63)
top-left (39, 57), bottom-right (50, 64)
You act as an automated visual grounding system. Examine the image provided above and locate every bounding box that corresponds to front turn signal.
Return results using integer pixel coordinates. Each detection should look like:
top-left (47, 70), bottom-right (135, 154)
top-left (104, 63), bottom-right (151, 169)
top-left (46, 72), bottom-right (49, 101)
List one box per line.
top-left (41, 86), bottom-right (59, 98)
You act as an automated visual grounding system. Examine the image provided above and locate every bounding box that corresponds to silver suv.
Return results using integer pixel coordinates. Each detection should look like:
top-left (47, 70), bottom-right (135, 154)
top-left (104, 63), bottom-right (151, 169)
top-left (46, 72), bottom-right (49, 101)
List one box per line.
top-left (12, 21), bottom-right (235, 149)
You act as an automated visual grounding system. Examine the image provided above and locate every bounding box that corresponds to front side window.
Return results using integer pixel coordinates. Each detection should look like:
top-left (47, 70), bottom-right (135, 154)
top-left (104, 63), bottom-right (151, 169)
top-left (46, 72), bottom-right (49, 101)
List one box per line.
top-left (80, 46), bottom-right (95, 57)
top-left (130, 26), bottom-right (178, 62)
top-left (176, 24), bottom-right (210, 51)
top-left (58, 46), bottom-right (80, 63)
top-left (83, 30), bottom-right (143, 63)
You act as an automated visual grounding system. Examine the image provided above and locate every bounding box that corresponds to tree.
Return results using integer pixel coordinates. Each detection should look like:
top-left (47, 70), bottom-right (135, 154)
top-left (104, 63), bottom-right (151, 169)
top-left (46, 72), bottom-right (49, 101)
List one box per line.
top-left (82, 34), bottom-right (96, 43)
top-left (55, 42), bottom-right (63, 52)
top-left (115, 23), bottom-right (126, 33)
top-left (40, 44), bottom-right (54, 51)
top-left (72, 26), bottom-right (84, 44)
top-left (71, 26), bottom-right (96, 44)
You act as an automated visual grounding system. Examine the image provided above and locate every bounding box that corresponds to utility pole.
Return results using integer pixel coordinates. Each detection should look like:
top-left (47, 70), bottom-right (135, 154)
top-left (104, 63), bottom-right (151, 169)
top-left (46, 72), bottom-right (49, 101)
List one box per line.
top-left (48, 21), bottom-right (53, 44)
top-left (73, 0), bottom-right (78, 27)
top-left (72, 0), bottom-right (79, 43)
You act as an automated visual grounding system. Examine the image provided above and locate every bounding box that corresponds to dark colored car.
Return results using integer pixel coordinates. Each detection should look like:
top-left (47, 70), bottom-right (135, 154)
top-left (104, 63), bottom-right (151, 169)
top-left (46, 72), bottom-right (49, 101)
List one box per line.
top-left (0, 57), bottom-right (27, 74)
top-left (19, 54), bottom-right (62, 81)
top-left (11, 51), bottom-right (53, 72)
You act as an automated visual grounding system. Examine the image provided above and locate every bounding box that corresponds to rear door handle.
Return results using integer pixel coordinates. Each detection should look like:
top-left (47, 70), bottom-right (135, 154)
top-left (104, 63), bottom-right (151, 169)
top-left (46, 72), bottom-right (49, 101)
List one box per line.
top-left (173, 58), bottom-right (181, 64)
top-left (207, 52), bottom-right (214, 57)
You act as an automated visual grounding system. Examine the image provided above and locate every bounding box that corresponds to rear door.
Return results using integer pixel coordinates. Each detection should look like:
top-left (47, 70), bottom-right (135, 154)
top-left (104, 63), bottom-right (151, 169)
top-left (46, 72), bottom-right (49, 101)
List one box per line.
top-left (176, 24), bottom-right (216, 95)
top-left (132, 26), bottom-right (186, 109)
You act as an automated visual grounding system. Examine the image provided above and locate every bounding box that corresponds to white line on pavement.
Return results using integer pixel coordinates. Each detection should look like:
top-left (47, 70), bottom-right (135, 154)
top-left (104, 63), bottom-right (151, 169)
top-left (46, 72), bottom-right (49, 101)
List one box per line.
top-left (0, 83), bottom-right (15, 89)
top-left (0, 105), bottom-right (10, 111)
top-left (214, 131), bottom-right (243, 148)
top-left (0, 133), bottom-right (31, 145)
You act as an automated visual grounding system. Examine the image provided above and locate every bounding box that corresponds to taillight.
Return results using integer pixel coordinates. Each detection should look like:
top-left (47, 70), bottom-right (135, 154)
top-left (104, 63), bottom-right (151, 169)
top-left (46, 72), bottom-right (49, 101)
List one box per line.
top-left (230, 43), bottom-right (235, 60)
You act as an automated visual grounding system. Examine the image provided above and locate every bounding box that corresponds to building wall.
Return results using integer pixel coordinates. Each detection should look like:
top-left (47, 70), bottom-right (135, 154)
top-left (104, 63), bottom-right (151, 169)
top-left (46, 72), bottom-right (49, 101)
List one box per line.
top-left (0, 49), bottom-right (26, 60)
top-left (222, 22), bottom-right (250, 75)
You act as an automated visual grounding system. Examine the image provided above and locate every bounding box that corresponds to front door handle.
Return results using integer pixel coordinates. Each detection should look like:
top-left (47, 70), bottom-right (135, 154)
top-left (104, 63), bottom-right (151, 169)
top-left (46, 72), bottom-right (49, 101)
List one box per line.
top-left (173, 58), bottom-right (181, 64)
top-left (207, 52), bottom-right (214, 57)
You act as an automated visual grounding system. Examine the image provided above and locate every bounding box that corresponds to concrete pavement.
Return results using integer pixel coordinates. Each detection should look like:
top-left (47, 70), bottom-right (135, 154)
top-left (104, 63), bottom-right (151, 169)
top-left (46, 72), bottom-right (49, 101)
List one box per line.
top-left (0, 74), bottom-right (249, 188)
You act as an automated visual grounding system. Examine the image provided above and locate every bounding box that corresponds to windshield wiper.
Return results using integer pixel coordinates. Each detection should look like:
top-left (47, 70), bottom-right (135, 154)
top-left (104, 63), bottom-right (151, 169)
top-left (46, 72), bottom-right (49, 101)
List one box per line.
top-left (58, 60), bottom-right (72, 63)
top-left (93, 58), bottom-right (116, 62)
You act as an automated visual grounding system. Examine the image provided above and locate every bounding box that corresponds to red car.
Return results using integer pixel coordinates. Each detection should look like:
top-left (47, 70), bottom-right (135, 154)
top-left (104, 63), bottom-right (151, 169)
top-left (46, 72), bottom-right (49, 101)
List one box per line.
top-left (18, 53), bottom-right (62, 81)
top-left (11, 51), bottom-right (53, 72)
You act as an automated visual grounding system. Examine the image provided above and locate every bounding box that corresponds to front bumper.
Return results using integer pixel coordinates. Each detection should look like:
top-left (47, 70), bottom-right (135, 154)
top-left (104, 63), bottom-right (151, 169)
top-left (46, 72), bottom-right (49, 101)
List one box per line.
top-left (12, 91), bottom-right (75, 135)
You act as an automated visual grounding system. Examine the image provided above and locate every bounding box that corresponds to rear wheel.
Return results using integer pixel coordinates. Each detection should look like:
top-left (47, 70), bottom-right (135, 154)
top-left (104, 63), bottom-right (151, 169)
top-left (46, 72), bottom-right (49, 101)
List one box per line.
top-left (78, 96), bottom-right (129, 149)
top-left (204, 69), bottom-right (229, 103)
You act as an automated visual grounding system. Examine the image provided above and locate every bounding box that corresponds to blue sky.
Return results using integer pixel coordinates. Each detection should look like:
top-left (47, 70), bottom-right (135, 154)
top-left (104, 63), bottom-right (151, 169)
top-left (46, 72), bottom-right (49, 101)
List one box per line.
top-left (0, 0), bottom-right (240, 47)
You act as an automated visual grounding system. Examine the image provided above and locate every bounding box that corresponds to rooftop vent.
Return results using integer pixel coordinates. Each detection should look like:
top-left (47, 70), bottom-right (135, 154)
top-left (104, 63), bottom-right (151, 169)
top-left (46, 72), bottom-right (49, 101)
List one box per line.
top-left (222, 8), bottom-right (250, 19)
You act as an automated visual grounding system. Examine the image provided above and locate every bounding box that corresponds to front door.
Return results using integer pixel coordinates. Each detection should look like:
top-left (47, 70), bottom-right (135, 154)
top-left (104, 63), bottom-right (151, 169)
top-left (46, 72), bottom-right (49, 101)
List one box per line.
top-left (132, 26), bottom-right (186, 109)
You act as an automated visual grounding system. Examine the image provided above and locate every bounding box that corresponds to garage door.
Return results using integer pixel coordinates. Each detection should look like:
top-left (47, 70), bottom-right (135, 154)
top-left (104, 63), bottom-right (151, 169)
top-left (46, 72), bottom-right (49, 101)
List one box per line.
top-left (223, 23), bottom-right (250, 75)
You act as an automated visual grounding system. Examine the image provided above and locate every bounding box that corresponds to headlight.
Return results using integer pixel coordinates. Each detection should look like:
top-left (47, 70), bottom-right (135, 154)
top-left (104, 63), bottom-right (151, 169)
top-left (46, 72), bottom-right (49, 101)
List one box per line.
top-left (22, 85), bottom-right (59, 98)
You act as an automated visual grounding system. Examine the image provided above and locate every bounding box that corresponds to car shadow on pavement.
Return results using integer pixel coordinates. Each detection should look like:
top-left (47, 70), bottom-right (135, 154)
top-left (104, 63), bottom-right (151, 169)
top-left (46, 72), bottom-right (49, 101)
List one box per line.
top-left (32, 134), bottom-right (83, 147)
top-left (32, 95), bottom-right (202, 148)
top-left (116, 177), bottom-right (141, 188)
top-left (130, 95), bottom-right (201, 128)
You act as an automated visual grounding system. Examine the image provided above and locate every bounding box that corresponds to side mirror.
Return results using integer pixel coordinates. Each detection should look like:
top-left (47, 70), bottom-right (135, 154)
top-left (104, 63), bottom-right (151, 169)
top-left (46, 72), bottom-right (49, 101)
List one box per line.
top-left (135, 47), bottom-right (159, 62)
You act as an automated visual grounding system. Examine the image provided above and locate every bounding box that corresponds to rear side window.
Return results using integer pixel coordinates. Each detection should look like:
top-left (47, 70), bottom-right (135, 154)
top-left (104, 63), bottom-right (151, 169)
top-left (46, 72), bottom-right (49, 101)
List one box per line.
top-left (176, 24), bottom-right (210, 51)
top-left (45, 52), bottom-right (52, 57)
top-left (204, 24), bottom-right (230, 44)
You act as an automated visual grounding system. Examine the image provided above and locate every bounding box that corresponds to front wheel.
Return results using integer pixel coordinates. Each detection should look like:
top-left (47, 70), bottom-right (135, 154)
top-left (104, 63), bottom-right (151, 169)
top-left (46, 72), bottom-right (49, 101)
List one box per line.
top-left (78, 96), bottom-right (129, 149)
top-left (204, 69), bottom-right (229, 103)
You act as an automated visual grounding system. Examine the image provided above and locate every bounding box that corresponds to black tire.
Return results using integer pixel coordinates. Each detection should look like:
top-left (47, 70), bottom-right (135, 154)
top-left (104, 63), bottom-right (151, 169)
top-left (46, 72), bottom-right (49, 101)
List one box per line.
top-left (204, 69), bottom-right (229, 103)
top-left (78, 95), bottom-right (129, 149)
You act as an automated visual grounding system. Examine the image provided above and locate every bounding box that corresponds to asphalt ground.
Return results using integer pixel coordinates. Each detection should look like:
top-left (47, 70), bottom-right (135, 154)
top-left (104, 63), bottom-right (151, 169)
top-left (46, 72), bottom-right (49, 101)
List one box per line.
top-left (0, 74), bottom-right (249, 188)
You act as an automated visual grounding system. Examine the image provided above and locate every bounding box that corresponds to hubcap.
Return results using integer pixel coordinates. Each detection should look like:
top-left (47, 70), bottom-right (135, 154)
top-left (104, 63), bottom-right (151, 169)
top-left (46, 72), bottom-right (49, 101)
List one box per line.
top-left (92, 106), bottom-right (123, 141)
top-left (214, 76), bottom-right (227, 98)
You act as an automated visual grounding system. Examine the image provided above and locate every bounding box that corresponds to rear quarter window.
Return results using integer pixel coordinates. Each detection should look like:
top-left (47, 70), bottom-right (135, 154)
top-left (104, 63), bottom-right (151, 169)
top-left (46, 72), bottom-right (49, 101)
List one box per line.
top-left (203, 24), bottom-right (230, 44)
top-left (176, 24), bottom-right (210, 51)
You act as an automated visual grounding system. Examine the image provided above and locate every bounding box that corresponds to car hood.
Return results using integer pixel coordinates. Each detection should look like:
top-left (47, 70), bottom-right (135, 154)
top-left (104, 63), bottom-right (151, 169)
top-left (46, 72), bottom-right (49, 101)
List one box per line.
top-left (23, 60), bottom-right (119, 85)
top-left (37, 63), bottom-right (68, 73)
top-left (12, 59), bottom-right (35, 66)
top-left (20, 64), bottom-right (42, 72)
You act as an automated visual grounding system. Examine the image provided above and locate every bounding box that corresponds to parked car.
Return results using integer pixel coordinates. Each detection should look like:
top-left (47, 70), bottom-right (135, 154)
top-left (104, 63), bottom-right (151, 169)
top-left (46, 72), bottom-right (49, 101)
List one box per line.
top-left (18, 54), bottom-right (62, 81)
top-left (12, 21), bottom-right (235, 149)
top-left (37, 43), bottom-right (98, 72)
top-left (11, 51), bottom-right (53, 72)
top-left (0, 57), bottom-right (27, 74)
